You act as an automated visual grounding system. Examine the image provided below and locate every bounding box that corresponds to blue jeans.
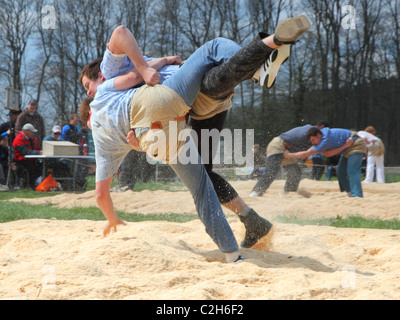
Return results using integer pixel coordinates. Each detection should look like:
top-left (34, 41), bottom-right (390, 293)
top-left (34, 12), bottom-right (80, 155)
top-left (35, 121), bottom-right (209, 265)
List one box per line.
top-left (169, 139), bottom-right (238, 254)
top-left (163, 38), bottom-right (242, 106)
top-left (162, 38), bottom-right (243, 254)
top-left (336, 153), bottom-right (364, 197)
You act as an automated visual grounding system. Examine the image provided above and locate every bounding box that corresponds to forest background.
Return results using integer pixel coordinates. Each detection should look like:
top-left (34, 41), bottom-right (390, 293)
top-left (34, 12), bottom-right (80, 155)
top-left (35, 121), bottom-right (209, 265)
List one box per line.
top-left (0, 0), bottom-right (399, 165)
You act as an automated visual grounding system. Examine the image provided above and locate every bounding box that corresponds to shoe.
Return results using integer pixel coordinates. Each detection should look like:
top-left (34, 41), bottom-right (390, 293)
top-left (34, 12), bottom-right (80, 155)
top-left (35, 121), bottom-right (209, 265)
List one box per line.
top-left (239, 209), bottom-right (273, 248)
top-left (274, 15), bottom-right (311, 45)
top-left (110, 185), bottom-right (129, 192)
top-left (225, 252), bottom-right (245, 264)
top-left (249, 191), bottom-right (262, 197)
top-left (231, 255), bottom-right (245, 264)
top-left (253, 45), bottom-right (290, 89)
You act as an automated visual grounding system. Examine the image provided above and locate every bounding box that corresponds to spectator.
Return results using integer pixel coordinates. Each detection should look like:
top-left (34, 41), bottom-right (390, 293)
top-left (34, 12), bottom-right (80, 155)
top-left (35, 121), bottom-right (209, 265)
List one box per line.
top-left (12, 123), bottom-right (42, 189)
top-left (309, 153), bottom-right (325, 180)
top-left (359, 126), bottom-right (385, 183)
top-left (0, 109), bottom-right (21, 143)
top-left (15, 99), bottom-right (45, 145)
top-left (42, 125), bottom-right (71, 185)
top-left (0, 134), bottom-right (9, 186)
top-left (43, 125), bottom-right (64, 142)
top-left (61, 114), bottom-right (80, 144)
top-left (326, 154), bottom-right (341, 181)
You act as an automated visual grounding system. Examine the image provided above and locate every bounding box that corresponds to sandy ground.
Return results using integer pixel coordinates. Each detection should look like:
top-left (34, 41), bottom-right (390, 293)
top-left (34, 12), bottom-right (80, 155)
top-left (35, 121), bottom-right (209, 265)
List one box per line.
top-left (1, 179), bottom-right (400, 300)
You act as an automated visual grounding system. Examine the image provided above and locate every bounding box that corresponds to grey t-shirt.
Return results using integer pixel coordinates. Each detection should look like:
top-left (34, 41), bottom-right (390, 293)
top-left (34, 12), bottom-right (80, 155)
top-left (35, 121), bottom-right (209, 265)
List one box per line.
top-left (279, 124), bottom-right (313, 152)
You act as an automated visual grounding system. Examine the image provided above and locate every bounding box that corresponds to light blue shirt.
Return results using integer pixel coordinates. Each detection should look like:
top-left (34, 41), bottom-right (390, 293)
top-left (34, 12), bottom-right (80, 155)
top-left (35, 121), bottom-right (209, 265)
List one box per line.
top-left (91, 49), bottom-right (179, 182)
top-left (100, 48), bottom-right (179, 84)
top-left (312, 128), bottom-right (351, 153)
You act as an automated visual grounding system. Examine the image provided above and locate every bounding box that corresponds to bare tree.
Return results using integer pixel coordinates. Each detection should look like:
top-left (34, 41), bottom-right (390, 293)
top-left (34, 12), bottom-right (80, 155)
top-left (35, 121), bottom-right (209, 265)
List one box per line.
top-left (0, 0), bottom-right (36, 91)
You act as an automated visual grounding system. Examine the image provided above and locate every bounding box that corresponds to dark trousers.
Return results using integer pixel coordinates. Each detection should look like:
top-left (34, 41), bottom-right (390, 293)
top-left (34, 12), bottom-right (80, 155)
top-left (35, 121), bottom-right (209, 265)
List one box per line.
top-left (252, 154), bottom-right (302, 194)
top-left (311, 158), bottom-right (325, 180)
top-left (189, 111), bottom-right (238, 204)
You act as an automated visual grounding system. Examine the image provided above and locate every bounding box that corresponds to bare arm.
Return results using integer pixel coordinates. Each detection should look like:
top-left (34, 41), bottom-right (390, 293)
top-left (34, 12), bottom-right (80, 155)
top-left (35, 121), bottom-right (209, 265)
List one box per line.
top-left (108, 25), bottom-right (160, 86)
top-left (96, 176), bottom-right (127, 236)
top-left (114, 56), bottom-right (182, 91)
top-left (284, 147), bottom-right (317, 159)
top-left (321, 138), bottom-right (354, 157)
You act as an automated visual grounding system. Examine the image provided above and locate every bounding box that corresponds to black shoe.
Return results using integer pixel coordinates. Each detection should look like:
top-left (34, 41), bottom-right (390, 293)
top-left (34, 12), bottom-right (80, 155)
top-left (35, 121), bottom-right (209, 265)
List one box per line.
top-left (239, 209), bottom-right (273, 248)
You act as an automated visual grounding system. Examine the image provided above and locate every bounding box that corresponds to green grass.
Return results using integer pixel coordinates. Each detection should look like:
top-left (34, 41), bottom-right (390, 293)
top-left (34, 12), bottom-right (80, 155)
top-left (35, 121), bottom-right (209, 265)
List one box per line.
top-left (2, 179), bottom-right (400, 230)
top-left (0, 201), bottom-right (197, 224)
top-left (276, 215), bottom-right (400, 230)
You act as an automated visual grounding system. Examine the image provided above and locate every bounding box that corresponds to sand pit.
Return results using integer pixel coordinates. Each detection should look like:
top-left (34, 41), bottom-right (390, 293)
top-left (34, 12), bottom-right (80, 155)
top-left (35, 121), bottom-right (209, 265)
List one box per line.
top-left (1, 179), bottom-right (400, 300)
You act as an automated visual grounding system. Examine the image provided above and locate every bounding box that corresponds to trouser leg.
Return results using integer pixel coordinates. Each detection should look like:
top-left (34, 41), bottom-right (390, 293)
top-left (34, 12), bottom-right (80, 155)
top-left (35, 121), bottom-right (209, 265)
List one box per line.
top-left (252, 153), bottom-right (283, 194)
top-left (189, 111), bottom-right (238, 204)
top-left (365, 155), bottom-right (376, 183)
top-left (201, 32), bottom-right (273, 99)
top-left (168, 139), bottom-right (238, 254)
top-left (375, 155), bottom-right (385, 183)
top-left (336, 156), bottom-right (349, 193)
top-left (283, 163), bottom-right (302, 192)
top-left (347, 153), bottom-right (364, 197)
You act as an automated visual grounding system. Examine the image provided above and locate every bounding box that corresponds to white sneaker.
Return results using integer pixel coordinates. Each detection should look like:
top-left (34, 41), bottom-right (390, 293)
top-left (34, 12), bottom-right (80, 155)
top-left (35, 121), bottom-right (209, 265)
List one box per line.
top-left (253, 44), bottom-right (290, 89)
top-left (225, 252), bottom-right (245, 264)
top-left (249, 191), bottom-right (262, 197)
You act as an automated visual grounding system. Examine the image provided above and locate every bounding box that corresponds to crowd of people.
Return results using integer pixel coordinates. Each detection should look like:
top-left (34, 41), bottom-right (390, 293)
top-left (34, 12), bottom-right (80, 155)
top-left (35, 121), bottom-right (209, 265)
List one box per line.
top-left (0, 98), bottom-right (90, 190)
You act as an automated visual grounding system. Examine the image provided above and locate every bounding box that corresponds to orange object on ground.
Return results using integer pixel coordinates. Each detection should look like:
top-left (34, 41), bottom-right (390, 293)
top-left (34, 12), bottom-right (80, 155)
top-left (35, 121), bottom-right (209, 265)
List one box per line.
top-left (36, 174), bottom-right (59, 192)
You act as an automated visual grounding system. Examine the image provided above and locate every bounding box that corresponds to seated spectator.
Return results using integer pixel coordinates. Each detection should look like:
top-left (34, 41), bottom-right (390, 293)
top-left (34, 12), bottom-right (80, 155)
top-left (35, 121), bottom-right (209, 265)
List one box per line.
top-left (43, 125), bottom-right (64, 142)
top-left (0, 134), bottom-right (9, 186)
top-left (12, 123), bottom-right (42, 189)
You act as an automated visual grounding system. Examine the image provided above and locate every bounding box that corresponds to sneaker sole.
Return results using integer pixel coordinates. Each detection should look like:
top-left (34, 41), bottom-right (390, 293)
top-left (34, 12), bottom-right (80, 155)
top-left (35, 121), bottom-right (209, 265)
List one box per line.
top-left (241, 219), bottom-right (274, 248)
top-left (258, 45), bottom-right (290, 89)
top-left (249, 225), bottom-right (275, 252)
top-left (275, 15), bottom-right (311, 43)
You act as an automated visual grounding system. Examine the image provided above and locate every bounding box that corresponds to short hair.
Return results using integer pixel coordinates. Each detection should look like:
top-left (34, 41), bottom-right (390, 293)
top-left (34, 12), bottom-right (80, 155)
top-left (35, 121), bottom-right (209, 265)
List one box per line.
top-left (365, 126), bottom-right (376, 135)
top-left (79, 96), bottom-right (93, 124)
top-left (317, 120), bottom-right (330, 128)
top-left (307, 127), bottom-right (322, 139)
top-left (79, 58), bottom-right (102, 86)
top-left (69, 113), bottom-right (79, 121)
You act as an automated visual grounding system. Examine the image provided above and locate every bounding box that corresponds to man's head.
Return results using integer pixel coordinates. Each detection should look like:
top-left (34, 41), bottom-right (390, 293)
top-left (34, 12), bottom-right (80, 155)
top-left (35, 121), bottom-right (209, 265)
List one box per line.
top-left (22, 123), bottom-right (37, 139)
top-left (9, 109), bottom-right (21, 123)
top-left (27, 99), bottom-right (38, 114)
top-left (79, 58), bottom-right (105, 97)
top-left (51, 125), bottom-right (62, 139)
top-left (307, 127), bottom-right (323, 145)
top-left (365, 126), bottom-right (376, 135)
top-left (317, 120), bottom-right (330, 129)
top-left (69, 114), bottom-right (80, 126)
